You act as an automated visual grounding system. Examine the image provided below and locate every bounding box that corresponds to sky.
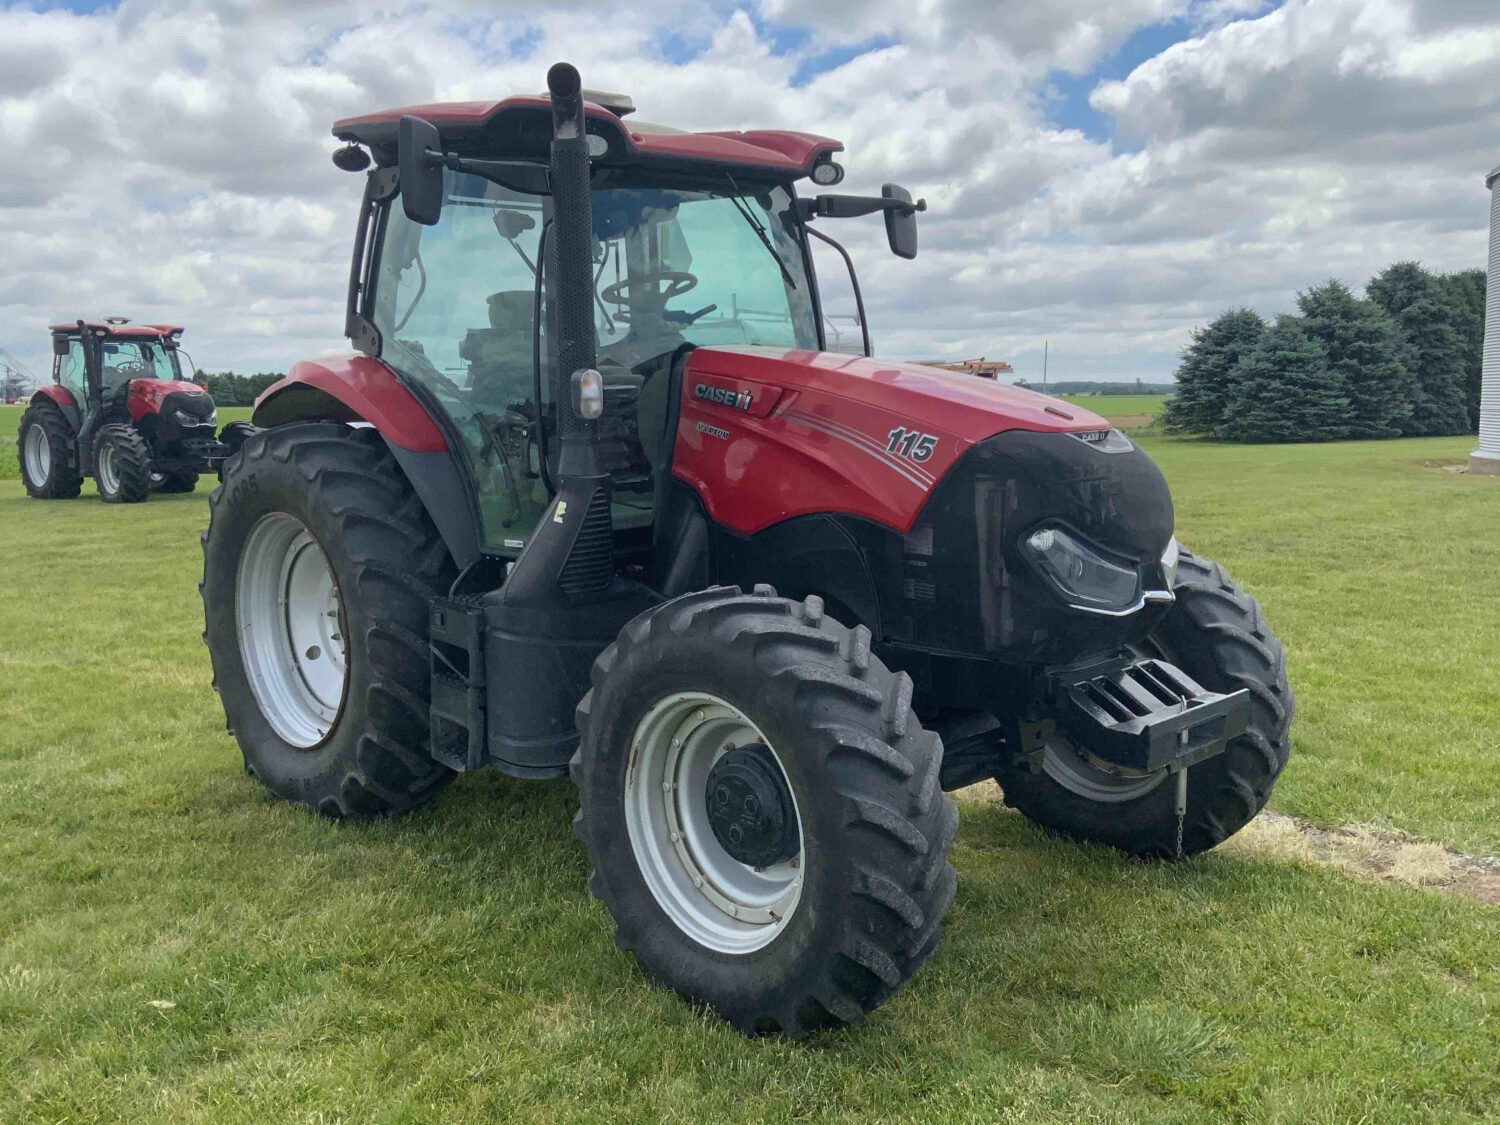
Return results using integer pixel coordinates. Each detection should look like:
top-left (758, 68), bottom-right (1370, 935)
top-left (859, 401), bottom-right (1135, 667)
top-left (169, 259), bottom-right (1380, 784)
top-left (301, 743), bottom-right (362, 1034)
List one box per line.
top-left (2, 0), bottom-right (1499, 386)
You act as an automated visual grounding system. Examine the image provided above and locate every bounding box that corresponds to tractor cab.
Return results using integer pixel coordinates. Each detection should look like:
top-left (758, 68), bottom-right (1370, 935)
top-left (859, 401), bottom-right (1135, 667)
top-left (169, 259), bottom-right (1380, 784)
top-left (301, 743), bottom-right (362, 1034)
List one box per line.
top-left (318, 92), bottom-right (922, 556)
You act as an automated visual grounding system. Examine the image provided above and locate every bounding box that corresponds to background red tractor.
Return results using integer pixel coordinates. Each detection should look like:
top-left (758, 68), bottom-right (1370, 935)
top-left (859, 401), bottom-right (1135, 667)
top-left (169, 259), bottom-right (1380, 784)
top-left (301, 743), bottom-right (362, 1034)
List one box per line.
top-left (200, 64), bottom-right (1292, 1036)
top-left (16, 318), bottom-right (252, 502)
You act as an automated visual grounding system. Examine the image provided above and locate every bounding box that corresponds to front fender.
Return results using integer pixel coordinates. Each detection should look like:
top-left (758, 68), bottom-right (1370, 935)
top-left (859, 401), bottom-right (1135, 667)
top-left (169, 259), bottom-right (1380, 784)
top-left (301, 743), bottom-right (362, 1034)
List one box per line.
top-left (252, 355), bottom-right (480, 568)
top-left (252, 355), bottom-right (447, 453)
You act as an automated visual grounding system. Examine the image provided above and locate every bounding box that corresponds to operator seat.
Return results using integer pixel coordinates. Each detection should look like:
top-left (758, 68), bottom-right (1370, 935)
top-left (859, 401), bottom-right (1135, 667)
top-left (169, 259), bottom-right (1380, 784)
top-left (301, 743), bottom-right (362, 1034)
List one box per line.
top-left (462, 290), bottom-right (536, 408)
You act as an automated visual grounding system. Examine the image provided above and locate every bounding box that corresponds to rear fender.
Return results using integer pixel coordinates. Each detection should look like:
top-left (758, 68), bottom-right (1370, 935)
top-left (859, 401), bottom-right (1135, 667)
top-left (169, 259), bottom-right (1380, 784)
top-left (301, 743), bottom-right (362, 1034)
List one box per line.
top-left (252, 356), bottom-right (481, 569)
top-left (31, 386), bottom-right (81, 433)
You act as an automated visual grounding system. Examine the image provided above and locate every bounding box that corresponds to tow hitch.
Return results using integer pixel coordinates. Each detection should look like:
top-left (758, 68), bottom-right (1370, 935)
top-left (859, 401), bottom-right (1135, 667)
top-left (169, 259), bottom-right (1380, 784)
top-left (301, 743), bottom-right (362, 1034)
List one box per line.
top-left (1050, 656), bottom-right (1249, 774)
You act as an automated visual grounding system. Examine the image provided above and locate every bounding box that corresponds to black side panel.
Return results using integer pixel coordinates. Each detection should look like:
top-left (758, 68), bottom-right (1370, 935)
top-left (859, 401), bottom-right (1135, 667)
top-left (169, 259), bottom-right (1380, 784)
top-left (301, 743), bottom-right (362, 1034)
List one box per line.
top-left (384, 444), bottom-right (483, 571)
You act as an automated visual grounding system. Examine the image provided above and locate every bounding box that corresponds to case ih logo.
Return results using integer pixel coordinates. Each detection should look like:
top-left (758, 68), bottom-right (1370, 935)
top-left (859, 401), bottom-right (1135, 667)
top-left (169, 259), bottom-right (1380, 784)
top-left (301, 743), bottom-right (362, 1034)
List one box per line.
top-left (694, 382), bottom-right (753, 412)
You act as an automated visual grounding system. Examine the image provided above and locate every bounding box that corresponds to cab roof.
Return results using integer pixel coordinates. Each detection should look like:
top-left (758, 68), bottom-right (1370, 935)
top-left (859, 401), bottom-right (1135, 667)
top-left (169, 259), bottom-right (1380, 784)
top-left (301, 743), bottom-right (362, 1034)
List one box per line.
top-left (332, 94), bottom-right (842, 181)
top-left (51, 322), bottom-right (184, 339)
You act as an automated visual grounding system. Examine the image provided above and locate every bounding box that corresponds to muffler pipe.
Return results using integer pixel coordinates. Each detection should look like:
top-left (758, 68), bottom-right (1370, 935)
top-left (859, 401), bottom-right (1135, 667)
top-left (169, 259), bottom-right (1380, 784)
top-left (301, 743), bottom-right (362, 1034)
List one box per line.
top-left (545, 61), bottom-right (601, 480)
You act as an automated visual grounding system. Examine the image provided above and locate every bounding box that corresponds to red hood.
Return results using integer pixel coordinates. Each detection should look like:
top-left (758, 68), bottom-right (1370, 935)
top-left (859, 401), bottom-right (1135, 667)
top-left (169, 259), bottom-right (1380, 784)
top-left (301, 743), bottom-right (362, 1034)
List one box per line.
top-left (686, 347), bottom-right (1107, 441)
top-left (126, 379), bottom-right (211, 421)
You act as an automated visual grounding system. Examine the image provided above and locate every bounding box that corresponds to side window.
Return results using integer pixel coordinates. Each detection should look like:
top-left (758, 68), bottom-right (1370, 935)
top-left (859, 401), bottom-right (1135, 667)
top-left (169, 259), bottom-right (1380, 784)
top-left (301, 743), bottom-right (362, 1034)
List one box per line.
top-left (59, 340), bottom-right (86, 398)
top-left (372, 172), bottom-right (550, 552)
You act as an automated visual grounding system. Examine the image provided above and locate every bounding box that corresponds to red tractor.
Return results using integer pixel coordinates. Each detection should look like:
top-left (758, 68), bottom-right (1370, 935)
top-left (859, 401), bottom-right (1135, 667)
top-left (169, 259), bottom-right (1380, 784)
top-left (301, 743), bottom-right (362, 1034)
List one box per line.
top-left (17, 319), bottom-right (249, 502)
top-left (201, 65), bottom-right (1292, 1036)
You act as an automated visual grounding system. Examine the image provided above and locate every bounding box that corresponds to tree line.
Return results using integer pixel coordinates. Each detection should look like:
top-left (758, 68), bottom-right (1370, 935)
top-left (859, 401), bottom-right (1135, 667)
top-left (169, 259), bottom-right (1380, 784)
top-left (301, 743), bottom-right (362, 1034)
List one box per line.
top-left (1163, 262), bottom-right (1485, 442)
top-left (192, 371), bottom-right (284, 406)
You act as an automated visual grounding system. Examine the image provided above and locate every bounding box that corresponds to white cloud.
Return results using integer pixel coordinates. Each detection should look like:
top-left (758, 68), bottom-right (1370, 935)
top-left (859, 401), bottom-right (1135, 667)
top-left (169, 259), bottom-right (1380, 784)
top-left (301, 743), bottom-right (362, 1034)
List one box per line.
top-left (0, 0), bottom-right (1497, 388)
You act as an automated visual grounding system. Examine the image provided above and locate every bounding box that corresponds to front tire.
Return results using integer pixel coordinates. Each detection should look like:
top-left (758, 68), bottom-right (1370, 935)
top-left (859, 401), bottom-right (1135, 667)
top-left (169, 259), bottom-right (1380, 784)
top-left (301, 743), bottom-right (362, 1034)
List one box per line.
top-left (201, 423), bottom-right (455, 817)
top-left (572, 586), bottom-right (958, 1036)
top-left (996, 547), bottom-right (1292, 858)
top-left (156, 469), bottom-right (199, 494)
top-left (17, 404), bottom-right (83, 499)
top-left (94, 424), bottom-right (152, 503)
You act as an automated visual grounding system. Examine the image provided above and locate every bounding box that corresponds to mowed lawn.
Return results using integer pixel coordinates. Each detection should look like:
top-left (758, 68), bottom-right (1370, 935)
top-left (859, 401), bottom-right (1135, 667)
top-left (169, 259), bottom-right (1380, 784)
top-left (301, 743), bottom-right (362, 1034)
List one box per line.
top-left (1, 406), bottom-right (1498, 1119)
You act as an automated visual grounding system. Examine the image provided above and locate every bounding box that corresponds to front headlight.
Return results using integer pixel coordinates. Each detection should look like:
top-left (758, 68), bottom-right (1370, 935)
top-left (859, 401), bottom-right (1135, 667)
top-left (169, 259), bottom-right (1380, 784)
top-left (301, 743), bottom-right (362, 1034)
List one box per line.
top-left (1162, 536), bottom-right (1180, 588)
top-left (1025, 526), bottom-right (1141, 612)
top-left (174, 409), bottom-right (215, 427)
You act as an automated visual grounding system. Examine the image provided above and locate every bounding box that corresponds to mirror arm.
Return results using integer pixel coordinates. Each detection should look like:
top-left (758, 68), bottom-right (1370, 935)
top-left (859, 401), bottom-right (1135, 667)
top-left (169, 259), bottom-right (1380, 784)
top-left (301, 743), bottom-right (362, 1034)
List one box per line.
top-left (438, 152), bottom-right (551, 194)
top-left (798, 194), bottom-right (927, 221)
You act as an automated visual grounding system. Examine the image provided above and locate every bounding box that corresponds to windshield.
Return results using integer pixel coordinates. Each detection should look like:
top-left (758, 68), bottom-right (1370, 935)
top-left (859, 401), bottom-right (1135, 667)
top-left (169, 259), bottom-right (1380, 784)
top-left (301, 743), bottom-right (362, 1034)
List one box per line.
top-left (589, 179), bottom-right (819, 367)
top-left (370, 169), bottom-right (818, 554)
top-left (99, 339), bottom-right (180, 387)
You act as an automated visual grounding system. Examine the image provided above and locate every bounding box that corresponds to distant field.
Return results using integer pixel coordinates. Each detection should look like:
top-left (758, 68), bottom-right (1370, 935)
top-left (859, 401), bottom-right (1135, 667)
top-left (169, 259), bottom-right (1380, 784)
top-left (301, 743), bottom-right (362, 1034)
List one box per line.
top-left (1058, 394), bottom-right (1168, 429)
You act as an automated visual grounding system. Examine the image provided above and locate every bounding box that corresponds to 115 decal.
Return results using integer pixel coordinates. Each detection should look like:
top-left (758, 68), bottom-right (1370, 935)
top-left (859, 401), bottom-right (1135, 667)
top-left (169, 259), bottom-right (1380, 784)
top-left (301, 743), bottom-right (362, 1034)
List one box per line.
top-left (886, 426), bottom-right (938, 462)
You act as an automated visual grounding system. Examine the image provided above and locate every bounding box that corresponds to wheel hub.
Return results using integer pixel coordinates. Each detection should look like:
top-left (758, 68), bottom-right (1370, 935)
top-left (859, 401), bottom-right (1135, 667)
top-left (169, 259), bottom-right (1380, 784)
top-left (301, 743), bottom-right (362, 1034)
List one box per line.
top-left (705, 743), bottom-right (800, 868)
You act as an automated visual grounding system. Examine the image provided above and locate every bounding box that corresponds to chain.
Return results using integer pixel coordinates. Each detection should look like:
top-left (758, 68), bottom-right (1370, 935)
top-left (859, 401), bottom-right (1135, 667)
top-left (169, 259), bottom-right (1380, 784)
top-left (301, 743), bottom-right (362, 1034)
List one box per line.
top-left (1172, 766), bottom-right (1189, 860)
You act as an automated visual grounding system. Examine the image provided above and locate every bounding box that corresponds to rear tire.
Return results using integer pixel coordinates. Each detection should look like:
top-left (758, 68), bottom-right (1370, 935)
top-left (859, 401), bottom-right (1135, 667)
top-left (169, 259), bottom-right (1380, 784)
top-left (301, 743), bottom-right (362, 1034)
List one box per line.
top-left (94, 424), bottom-right (152, 503)
top-left (995, 547), bottom-right (1292, 858)
top-left (17, 404), bottom-right (82, 499)
top-left (572, 586), bottom-right (958, 1036)
top-left (201, 422), bottom-right (455, 817)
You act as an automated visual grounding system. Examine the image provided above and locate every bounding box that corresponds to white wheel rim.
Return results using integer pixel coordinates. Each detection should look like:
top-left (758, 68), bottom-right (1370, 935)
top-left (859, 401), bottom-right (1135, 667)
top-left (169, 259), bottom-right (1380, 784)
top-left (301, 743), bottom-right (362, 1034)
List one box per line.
top-left (236, 513), bottom-right (348, 748)
top-left (97, 443), bottom-right (119, 494)
top-left (1040, 731), bottom-right (1166, 802)
top-left (625, 692), bottom-right (804, 954)
top-left (23, 425), bottom-right (50, 483)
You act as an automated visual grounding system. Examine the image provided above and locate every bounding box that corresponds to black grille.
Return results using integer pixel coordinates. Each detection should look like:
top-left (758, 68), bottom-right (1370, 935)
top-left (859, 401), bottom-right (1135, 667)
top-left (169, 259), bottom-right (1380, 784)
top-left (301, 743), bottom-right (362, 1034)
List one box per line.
top-left (559, 488), bottom-right (613, 596)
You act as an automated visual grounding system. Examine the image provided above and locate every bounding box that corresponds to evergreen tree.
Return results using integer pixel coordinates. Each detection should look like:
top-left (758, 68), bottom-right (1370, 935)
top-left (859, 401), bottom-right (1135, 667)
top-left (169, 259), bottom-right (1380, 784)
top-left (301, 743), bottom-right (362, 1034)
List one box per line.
top-left (1296, 278), bottom-right (1411, 438)
top-left (1367, 261), bottom-right (1471, 436)
top-left (1438, 268), bottom-right (1486, 429)
top-left (1161, 307), bottom-right (1266, 435)
top-left (1220, 316), bottom-right (1349, 443)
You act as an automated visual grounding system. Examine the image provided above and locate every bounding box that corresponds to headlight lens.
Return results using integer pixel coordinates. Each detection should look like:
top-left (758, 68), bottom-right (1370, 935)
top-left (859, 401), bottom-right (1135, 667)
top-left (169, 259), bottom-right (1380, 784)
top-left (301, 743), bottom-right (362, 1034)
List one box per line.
top-left (174, 408), bottom-right (215, 427)
top-left (1162, 536), bottom-right (1180, 588)
top-left (1025, 526), bottom-right (1141, 611)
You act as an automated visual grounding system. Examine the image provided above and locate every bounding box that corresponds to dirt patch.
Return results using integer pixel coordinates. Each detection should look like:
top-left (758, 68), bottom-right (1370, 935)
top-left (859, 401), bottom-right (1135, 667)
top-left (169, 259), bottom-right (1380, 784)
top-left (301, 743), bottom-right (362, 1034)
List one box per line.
top-left (955, 785), bottom-right (1500, 905)
top-left (1225, 812), bottom-right (1500, 906)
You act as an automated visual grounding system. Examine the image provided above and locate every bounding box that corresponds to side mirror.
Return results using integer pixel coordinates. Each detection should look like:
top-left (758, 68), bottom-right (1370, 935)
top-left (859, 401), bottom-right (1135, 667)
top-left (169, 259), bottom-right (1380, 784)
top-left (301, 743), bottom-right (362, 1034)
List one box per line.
top-left (51, 335), bottom-right (70, 357)
top-left (398, 115), bottom-right (445, 226)
top-left (883, 184), bottom-right (919, 260)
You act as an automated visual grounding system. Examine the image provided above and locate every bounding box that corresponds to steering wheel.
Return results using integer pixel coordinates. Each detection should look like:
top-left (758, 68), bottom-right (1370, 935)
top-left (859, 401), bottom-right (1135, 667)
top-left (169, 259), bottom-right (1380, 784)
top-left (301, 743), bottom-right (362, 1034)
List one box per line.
top-left (600, 270), bottom-right (698, 309)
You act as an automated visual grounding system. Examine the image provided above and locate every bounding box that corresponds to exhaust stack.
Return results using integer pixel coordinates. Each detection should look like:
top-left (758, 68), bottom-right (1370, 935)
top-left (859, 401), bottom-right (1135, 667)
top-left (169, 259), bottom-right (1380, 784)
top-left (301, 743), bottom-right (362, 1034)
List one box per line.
top-left (545, 61), bottom-right (604, 482)
top-left (459, 63), bottom-right (658, 778)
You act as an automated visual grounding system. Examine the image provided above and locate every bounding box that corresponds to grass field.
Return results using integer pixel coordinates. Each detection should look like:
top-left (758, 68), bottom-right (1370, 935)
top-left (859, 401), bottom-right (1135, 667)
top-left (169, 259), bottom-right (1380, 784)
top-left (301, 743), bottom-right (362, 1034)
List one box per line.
top-left (2, 413), bottom-right (1498, 1119)
top-left (1060, 394), bottom-right (1168, 430)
